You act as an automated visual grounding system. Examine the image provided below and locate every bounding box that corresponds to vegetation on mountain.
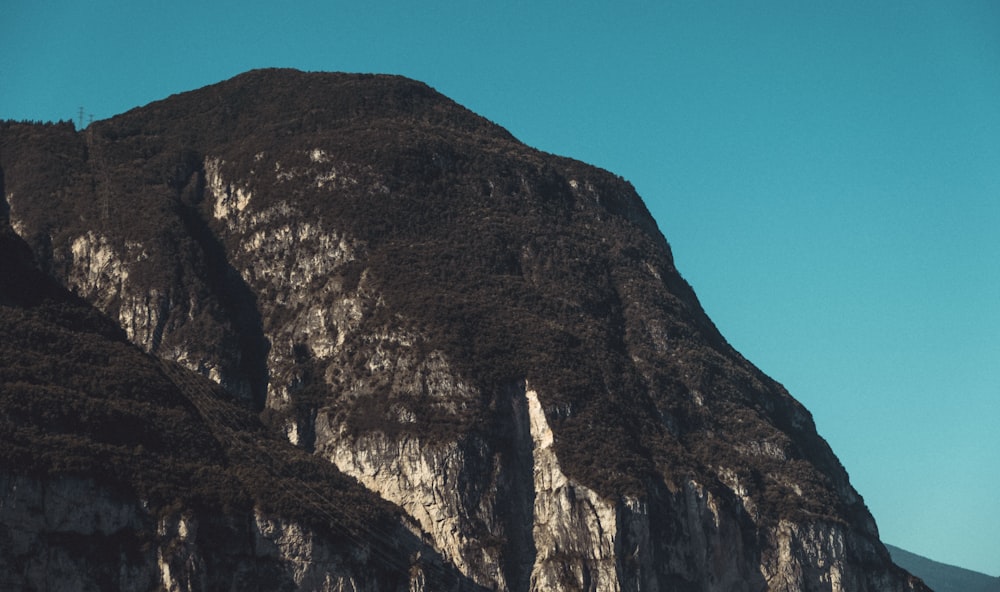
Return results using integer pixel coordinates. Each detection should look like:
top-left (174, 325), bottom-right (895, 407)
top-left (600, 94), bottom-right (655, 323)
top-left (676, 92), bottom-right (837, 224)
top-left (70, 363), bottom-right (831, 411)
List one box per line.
top-left (0, 225), bottom-right (410, 554)
top-left (3, 70), bottom-right (862, 519)
top-left (0, 70), bottom-right (926, 590)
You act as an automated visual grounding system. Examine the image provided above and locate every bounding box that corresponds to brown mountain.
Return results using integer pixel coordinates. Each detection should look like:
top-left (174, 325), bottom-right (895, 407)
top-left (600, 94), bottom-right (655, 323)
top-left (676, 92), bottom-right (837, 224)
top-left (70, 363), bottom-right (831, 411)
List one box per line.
top-left (0, 69), bottom-right (929, 591)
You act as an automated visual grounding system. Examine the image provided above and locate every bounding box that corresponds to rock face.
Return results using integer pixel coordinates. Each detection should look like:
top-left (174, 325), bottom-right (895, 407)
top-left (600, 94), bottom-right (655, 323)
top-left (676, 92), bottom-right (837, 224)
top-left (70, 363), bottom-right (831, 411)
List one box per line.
top-left (0, 221), bottom-right (482, 592)
top-left (0, 475), bottom-right (430, 592)
top-left (0, 70), bottom-right (930, 591)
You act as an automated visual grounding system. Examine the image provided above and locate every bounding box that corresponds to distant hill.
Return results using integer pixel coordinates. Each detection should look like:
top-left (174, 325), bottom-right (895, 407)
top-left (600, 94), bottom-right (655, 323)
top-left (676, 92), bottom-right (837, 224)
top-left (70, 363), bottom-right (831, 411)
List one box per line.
top-left (887, 544), bottom-right (1000, 592)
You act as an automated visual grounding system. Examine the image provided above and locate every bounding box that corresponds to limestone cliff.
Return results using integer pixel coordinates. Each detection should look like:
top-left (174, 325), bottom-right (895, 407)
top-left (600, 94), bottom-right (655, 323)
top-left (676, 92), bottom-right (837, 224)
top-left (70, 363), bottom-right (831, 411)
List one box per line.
top-left (0, 475), bottom-right (438, 592)
top-left (0, 222), bottom-right (483, 591)
top-left (0, 70), bottom-right (930, 591)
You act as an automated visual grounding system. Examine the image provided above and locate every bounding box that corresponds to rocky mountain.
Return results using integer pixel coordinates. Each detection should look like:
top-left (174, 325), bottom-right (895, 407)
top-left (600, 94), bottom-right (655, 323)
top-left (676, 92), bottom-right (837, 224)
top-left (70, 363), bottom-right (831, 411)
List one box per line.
top-left (0, 206), bottom-right (479, 590)
top-left (1, 68), bottom-right (930, 591)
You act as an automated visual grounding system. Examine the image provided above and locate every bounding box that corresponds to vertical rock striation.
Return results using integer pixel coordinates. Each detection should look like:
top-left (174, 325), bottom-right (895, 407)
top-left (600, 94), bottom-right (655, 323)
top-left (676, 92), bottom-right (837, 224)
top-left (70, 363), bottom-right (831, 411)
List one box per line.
top-left (0, 71), bottom-right (930, 591)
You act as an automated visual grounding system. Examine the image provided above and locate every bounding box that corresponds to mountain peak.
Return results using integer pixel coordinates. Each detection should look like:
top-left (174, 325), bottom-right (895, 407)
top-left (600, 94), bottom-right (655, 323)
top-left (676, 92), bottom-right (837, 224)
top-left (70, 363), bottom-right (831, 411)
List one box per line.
top-left (108, 68), bottom-right (517, 148)
top-left (0, 70), bottom-right (929, 591)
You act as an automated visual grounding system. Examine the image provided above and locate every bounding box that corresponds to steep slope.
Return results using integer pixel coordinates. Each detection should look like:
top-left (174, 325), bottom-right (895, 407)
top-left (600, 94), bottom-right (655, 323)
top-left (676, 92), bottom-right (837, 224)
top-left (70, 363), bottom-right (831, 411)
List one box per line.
top-left (0, 211), bottom-right (482, 590)
top-left (1, 69), bottom-right (930, 591)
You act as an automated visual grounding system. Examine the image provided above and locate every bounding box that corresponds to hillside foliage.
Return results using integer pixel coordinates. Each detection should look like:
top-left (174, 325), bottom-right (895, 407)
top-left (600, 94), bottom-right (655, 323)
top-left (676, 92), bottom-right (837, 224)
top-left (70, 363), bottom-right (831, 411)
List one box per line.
top-left (2, 69), bottom-right (867, 530)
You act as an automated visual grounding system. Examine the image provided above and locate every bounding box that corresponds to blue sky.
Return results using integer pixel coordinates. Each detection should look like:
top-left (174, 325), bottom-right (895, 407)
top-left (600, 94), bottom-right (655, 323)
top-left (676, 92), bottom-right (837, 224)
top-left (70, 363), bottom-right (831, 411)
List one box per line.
top-left (3, 0), bottom-right (998, 576)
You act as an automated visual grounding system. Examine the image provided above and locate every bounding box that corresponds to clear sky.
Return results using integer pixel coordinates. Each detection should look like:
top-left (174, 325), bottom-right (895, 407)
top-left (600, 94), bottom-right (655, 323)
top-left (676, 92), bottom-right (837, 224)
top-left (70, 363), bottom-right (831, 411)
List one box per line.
top-left (3, 0), bottom-right (998, 577)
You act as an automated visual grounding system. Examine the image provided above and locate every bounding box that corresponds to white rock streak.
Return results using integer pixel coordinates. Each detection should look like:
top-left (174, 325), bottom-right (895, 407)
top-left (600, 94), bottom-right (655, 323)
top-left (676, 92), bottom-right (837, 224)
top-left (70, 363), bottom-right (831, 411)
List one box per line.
top-left (525, 387), bottom-right (619, 592)
top-left (205, 158), bottom-right (251, 221)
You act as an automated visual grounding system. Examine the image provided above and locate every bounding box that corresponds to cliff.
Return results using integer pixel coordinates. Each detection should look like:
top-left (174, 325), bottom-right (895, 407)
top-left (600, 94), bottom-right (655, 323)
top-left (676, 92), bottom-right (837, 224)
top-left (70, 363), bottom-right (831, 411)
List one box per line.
top-left (0, 221), bottom-right (482, 591)
top-left (0, 69), bottom-right (930, 591)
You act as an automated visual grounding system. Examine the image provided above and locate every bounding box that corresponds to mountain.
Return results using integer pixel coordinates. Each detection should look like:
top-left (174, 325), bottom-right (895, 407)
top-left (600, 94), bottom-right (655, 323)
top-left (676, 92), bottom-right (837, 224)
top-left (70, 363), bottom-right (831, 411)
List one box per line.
top-left (0, 206), bottom-right (478, 590)
top-left (1, 68), bottom-right (930, 591)
top-left (886, 545), bottom-right (1000, 592)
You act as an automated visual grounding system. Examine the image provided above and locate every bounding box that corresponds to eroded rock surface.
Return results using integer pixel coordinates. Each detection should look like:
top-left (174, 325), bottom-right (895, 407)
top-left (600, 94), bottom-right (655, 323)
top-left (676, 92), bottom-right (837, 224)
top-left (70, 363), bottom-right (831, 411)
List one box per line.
top-left (0, 70), bottom-right (929, 591)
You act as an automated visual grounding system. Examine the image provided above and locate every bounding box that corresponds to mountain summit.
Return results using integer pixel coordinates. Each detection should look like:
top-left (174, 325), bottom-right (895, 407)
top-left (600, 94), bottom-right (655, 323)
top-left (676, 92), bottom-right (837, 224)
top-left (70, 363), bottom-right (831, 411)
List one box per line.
top-left (1, 69), bottom-right (928, 591)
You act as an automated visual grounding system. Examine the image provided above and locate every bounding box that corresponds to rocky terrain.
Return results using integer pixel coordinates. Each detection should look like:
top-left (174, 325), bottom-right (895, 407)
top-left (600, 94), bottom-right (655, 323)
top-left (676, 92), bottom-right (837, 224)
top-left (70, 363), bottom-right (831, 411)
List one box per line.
top-left (0, 218), bottom-right (480, 591)
top-left (1, 69), bottom-right (930, 591)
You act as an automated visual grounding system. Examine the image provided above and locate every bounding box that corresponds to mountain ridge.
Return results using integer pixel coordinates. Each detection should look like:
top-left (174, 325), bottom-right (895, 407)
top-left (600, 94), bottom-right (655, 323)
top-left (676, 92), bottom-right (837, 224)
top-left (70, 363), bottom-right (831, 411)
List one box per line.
top-left (886, 544), bottom-right (1000, 592)
top-left (1, 68), bottom-right (929, 591)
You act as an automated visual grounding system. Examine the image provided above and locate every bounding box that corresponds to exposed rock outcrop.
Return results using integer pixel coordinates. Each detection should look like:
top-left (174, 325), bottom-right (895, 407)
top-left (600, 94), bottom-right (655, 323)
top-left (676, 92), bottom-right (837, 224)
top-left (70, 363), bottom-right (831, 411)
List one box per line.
top-left (0, 220), bottom-right (483, 592)
top-left (0, 475), bottom-right (452, 592)
top-left (0, 71), bottom-right (930, 591)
